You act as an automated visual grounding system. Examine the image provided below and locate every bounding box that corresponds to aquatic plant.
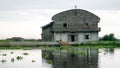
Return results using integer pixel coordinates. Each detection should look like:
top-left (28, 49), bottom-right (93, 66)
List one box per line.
top-left (11, 58), bottom-right (15, 63)
top-left (2, 54), bottom-right (7, 56)
top-left (16, 56), bottom-right (23, 60)
top-left (23, 53), bottom-right (29, 55)
top-left (47, 60), bottom-right (53, 64)
top-left (11, 52), bottom-right (13, 54)
top-left (80, 52), bottom-right (86, 55)
top-left (32, 60), bottom-right (36, 63)
top-left (2, 60), bottom-right (6, 63)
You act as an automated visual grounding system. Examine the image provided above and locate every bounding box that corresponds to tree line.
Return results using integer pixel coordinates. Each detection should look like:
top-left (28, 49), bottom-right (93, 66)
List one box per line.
top-left (100, 33), bottom-right (118, 41)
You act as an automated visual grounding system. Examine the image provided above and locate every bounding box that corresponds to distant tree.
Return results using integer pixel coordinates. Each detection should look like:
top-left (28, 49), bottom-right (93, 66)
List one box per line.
top-left (101, 33), bottom-right (117, 41)
top-left (102, 35), bottom-right (109, 41)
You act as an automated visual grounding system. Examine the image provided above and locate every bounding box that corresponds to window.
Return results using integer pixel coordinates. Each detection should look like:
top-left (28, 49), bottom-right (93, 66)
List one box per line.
top-left (85, 23), bottom-right (89, 26)
top-left (85, 35), bottom-right (89, 39)
top-left (84, 23), bottom-right (89, 29)
top-left (63, 23), bottom-right (67, 28)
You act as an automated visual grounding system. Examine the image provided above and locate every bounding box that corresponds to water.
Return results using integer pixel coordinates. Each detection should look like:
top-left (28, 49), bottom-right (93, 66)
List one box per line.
top-left (0, 48), bottom-right (120, 68)
top-left (0, 49), bottom-right (51, 68)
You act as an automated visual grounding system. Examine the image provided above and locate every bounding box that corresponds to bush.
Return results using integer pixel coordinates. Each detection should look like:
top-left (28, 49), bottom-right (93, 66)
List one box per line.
top-left (100, 33), bottom-right (117, 41)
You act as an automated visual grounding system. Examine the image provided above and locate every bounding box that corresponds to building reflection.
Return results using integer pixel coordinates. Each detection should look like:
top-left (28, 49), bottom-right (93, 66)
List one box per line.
top-left (42, 48), bottom-right (99, 68)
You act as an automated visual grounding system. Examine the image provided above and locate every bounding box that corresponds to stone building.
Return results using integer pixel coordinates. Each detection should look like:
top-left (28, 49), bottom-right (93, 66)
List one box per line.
top-left (42, 9), bottom-right (100, 42)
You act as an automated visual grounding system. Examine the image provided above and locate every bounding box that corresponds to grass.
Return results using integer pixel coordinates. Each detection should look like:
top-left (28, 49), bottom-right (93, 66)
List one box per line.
top-left (47, 60), bottom-right (53, 64)
top-left (0, 46), bottom-right (33, 50)
top-left (0, 41), bottom-right (119, 50)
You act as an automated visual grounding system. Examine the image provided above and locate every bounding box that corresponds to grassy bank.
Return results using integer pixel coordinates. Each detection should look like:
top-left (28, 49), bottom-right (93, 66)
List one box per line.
top-left (0, 41), bottom-right (120, 49)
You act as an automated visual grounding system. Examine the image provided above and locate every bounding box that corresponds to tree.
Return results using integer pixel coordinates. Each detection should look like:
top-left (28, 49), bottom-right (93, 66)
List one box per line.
top-left (101, 33), bottom-right (117, 41)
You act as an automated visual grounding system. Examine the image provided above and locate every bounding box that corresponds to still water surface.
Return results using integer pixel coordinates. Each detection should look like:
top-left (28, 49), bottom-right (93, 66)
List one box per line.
top-left (0, 48), bottom-right (120, 68)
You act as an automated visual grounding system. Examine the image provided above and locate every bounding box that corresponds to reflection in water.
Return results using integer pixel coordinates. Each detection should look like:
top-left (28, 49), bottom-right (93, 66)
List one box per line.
top-left (0, 48), bottom-right (119, 68)
top-left (42, 48), bottom-right (99, 68)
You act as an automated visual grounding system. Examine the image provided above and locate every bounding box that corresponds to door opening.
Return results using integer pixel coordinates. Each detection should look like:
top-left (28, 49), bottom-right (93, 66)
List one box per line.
top-left (71, 35), bottom-right (75, 42)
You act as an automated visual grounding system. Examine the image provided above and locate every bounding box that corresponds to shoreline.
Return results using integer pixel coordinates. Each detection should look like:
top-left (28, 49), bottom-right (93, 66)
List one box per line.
top-left (0, 41), bottom-right (119, 49)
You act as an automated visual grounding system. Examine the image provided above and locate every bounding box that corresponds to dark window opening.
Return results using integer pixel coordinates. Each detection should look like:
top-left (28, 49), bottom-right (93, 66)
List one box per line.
top-left (85, 35), bottom-right (89, 39)
top-left (63, 23), bottom-right (67, 28)
top-left (84, 23), bottom-right (89, 29)
top-left (85, 23), bottom-right (89, 26)
top-left (71, 35), bottom-right (75, 42)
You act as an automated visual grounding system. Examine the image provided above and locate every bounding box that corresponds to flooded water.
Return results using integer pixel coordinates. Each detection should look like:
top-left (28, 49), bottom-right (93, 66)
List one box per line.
top-left (0, 49), bottom-right (52, 68)
top-left (0, 48), bottom-right (120, 68)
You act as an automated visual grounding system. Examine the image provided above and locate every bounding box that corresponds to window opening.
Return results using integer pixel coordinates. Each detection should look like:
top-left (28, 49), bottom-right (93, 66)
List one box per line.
top-left (85, 35), bottom-right (89, 39)
top-left (63, 23), bottom-right (67, 28)
top-left (85, 23), bottom-right (89, 26)
top-left (71, 35), bottom-right (75, 42)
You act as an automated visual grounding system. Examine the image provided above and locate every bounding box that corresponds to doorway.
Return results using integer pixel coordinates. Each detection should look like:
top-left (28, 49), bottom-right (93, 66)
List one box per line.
top-left (71, 35), bottom-right (75, 42)
top-left (69, 35), bottom-right (77, 42)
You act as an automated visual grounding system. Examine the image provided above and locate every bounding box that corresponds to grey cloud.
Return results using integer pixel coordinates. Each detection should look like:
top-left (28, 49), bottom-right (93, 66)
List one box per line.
top-left (0, 9), bottom-right (56, 22)
top-left (0, 0), bottom-right (120, 10)
top-left (82, 0), bottom-right (120, 10)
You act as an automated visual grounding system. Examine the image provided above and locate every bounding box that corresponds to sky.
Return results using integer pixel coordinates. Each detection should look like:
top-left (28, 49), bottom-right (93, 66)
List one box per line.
top-left (0, 0), bottom-right (120, 39)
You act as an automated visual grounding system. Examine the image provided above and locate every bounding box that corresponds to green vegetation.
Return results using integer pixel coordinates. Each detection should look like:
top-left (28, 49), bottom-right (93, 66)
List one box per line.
top-left (0, 33), bottom-right (118, 50)
top-left (2, 54), bottom-right (7, 56)
top-left (32, 60), bottom-right (36, 63)
top-left (47, 60), bottom-right (53, 64)
top-left (11, 58), bottom-right (15, 63)
top-left (11, 52), bottom-right (14, 54)
top-left (0, 38), bottom-right (41, 42)
top-left (40, 42), bottom-right (120, 51)
top-left (0, 40), bottom-right (119, 50)
top-left (23, 53), bottom-right (29, 55)
top-left (0, 40), bottom-right (15, 42)
top-left (16, 56), bottom-right (23, 60)
top-left (0, 42), bottom-right (119, 50)
top-left (0, 46), bottom-right (33, 50)
top-left (100, 33), bottom-right (117, 41)
top-left (2, 60), bottom-right (7, 63)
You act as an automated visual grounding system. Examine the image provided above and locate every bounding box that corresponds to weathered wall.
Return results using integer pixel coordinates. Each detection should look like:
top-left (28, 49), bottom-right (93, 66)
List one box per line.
top-left (42, 27), bottom-right (53, 41)
top-left (54, 33), bottom-right (68, 42)
top-left (53, 32), bottom-right (98, 42)
top-left (78, 32), bottom-right (98, 42)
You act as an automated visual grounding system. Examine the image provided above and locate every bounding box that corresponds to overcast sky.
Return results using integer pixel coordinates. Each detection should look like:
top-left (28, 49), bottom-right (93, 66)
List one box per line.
top-left (0, 0), bottom-right (120, 39)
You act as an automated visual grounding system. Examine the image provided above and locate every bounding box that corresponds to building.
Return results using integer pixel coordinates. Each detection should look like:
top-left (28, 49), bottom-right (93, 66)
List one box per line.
top-left (42, 9), bottom-right (100, 42)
